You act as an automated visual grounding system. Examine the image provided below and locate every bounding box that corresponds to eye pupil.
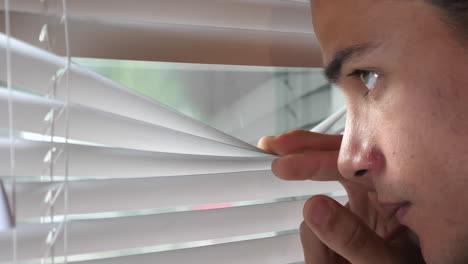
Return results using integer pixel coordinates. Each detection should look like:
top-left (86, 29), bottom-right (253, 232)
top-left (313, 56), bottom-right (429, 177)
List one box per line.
top-left (359, 71), bottom-right (379, 89)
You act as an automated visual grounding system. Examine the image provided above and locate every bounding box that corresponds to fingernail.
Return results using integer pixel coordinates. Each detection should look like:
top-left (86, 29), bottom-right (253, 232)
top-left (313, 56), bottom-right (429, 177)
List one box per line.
top-left (257, 136), bottom-right (267, 148)
top-left (308, 199), bottom-right (330, 226)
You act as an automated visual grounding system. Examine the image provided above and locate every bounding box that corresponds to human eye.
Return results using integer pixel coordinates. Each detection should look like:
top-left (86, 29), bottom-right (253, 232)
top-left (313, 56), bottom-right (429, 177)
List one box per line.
top-left (349, 69), bottom-right (379, 92)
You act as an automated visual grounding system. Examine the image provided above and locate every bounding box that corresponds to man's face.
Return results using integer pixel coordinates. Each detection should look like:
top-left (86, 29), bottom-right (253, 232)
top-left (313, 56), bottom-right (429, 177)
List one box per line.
top-left (312, 1), bottom-right (468, 263)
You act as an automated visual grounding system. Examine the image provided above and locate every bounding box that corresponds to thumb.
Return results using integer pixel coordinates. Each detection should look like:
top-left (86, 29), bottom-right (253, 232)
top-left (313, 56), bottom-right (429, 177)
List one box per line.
top-left (303, 195), bottom-right (395, 264)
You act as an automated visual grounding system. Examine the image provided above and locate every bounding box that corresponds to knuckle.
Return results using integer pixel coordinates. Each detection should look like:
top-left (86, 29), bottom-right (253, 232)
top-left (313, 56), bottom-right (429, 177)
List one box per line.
top-left (272, 154), bottom-right (309, 181)
top-left (274, 129), bottom-right (315, 155)
top-left (277, 129), bottom-right (306, 143)
top-left (281, 129), bottom-right (308, 140)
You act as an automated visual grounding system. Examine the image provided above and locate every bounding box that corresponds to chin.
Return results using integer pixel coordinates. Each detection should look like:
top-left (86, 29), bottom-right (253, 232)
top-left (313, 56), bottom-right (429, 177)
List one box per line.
top-left (418, 237), bottom-right (468, 264)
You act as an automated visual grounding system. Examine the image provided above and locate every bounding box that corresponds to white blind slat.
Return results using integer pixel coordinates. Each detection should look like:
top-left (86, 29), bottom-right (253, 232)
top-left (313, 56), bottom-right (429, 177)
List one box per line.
top-left (6, 233), bottom-right (303, 264)
top-left (8, 0), bottom-right (313, 33)
top-left (0, 2), bottom-right (348, 263)
top-left (0, 138), bottom-right (274, 179)
top-left (0, 12), bottom-right (322, 67)
top-left (104, 233), bottom-right (302, 264)
top-left (0, 89), bottom-right (268, 156)
top-left (7, 174), bottom-right (344, 218)
top-left (0, 200), bottom-right (306, 260)
top-left (118, 233), bottom-right (302, 264)
top-left (0, 196), bottom-right (348, 262)
top-left (0, 34), bottom-right (258, 150)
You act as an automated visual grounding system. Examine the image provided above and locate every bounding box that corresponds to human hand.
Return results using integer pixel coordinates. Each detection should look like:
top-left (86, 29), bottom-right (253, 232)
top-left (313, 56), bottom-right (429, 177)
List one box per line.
top-left (258, 130), bottom-right (424, 264)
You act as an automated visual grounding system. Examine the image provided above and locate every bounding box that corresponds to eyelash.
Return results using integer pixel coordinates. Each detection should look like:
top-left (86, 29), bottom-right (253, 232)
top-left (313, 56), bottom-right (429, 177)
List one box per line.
top-left (349, 69), bottom-right (367, 78)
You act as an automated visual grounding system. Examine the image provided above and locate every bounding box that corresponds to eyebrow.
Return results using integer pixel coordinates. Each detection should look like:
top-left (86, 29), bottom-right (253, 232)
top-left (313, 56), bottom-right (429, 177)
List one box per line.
top-left (323, 42), bottom-right (378, 84)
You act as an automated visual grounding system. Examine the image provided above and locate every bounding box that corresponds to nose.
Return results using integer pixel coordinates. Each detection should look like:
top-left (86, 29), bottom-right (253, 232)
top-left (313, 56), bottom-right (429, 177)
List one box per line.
top-left (337, 117), bottom-right (385, 186)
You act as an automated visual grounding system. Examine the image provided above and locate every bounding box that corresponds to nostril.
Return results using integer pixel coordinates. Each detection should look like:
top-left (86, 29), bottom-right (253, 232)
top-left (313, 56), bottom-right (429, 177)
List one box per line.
top-left (355, 169), bottom-right (368, 177)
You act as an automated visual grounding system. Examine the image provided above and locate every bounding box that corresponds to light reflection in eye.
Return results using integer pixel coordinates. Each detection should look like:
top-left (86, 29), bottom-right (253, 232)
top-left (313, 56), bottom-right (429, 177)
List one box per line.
top-left (360, 71), bottom-right (379, 90)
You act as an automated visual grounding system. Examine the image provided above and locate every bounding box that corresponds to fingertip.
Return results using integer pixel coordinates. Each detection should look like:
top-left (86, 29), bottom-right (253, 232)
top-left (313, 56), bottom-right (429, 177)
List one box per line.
top-left (303, 196), bottom-right (392, 264)
top-left (303, 195), bottom-right (335, 227)
top-left (257, 136), bottom-right (275, 153)
top-left (256, 135), bottom-right (269, 148)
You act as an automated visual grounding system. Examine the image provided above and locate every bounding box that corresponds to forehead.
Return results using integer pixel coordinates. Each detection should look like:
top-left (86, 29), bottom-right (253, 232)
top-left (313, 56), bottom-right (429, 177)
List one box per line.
top-left (311, 0), bottom-right (442, 64)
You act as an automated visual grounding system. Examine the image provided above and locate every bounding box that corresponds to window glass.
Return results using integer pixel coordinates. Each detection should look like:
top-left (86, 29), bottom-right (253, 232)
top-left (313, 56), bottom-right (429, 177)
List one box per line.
top-left (73, 58), bottom-right (345, 144)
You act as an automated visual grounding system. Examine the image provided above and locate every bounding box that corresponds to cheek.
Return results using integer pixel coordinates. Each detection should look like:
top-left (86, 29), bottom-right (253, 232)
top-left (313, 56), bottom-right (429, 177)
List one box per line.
top-left (371, 89), bottom-right (433, 195)
top-left (372, 77), bottom-right (468, 261)
top-left (371, 73), bottom-right (462, 192)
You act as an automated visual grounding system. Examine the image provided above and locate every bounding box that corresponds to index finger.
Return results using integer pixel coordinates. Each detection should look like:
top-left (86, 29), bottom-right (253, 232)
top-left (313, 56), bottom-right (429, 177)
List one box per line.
top-left (272, 150), bottom-right (342, 181)
top-left (257, 129), bottom-right (342, 156)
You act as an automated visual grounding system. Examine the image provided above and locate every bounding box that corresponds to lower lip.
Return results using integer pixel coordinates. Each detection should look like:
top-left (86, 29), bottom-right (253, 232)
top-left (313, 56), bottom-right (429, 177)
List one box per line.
top-left (396, 203), bottom-right (410, 222)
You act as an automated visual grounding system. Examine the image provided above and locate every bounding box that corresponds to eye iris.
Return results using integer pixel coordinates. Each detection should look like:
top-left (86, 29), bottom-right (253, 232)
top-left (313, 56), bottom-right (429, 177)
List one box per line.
top-left (360, 71), bottom-right (379, 89)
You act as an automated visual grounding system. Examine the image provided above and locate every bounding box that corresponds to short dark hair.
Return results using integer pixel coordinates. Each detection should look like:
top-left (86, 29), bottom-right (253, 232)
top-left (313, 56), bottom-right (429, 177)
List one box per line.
top-left (426, 0), bottom-right (468, 39)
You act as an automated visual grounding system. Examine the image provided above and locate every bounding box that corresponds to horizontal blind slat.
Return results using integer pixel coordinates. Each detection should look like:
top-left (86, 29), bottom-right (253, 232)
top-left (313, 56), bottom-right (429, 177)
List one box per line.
top-left (2, 233), bottom-right (304, 264)
top-left (0, 138), bottom-right (273, 178)
top-left (0, 89), bottom-right (268, 156)
top-left (0, 12), bottom-right (322, 67)
top-left (7, 0), bottom-right (313, 33)
top-left (67, 233), bottom-right (304, 264)
top-left (0, 34), bottom-right (259, 149)
top-left (7, 173), bottom-right (344, 218)
top-left (0, 197), bottom-right (348, 261)
top-left (0, 3), bottom-right (343, 263)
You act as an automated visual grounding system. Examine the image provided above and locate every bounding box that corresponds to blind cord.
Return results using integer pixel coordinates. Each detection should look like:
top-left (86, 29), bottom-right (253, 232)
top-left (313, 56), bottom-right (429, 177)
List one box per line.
top-left (61, 0), bottom-right (71, 263)
top-left (4, 0), bottom-right (18, 262)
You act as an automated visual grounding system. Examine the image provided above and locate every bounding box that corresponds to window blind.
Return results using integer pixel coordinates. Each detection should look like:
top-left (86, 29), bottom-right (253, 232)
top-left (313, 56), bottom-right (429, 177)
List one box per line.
top-left (0, 0), bottom-right (322, 67)
top-left (0, 1), bottom-right (347, 263)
